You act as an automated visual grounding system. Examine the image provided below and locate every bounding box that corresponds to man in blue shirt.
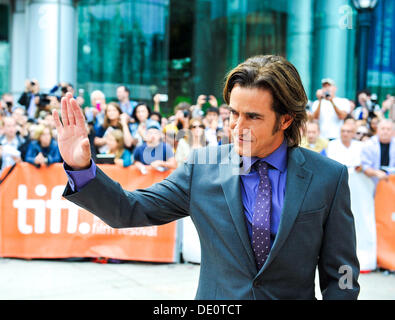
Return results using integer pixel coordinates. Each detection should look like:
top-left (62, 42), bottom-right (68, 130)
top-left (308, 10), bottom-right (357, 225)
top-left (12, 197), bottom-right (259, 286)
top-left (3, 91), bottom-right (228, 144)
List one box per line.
top-left (54, 55), bottom-right (359, 300)
top-left (116, 85), bottom-right (138, 117)
top-left (133, 122), bottom-right (177, 173)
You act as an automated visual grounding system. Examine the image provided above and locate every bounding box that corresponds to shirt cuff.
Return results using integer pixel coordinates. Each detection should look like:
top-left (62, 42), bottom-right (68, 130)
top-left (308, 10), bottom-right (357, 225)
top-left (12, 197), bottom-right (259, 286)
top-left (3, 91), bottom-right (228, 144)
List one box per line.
top-left (64, 160), bottom-right (97, 192)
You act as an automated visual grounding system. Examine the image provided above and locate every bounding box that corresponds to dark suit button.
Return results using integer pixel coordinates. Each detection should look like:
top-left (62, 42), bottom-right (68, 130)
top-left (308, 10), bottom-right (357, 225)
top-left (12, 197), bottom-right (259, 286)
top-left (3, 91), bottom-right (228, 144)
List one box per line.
top-left (253, 281), bottom-right (259, 288)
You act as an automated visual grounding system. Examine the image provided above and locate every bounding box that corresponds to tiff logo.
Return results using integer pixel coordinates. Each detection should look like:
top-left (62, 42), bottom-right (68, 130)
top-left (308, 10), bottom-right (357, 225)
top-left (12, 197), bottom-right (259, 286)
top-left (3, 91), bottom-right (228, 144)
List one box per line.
top-left (13, 184), bottom-right (90, 235)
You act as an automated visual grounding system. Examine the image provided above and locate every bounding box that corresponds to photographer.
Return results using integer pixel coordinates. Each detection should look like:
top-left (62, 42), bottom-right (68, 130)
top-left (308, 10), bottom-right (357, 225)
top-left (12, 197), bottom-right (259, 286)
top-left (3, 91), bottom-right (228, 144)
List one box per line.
top-left (353, 90), bottom-right (381, 121)
top-left (311, 78), bottom-right (350, 141)
top-left (18, 79), bottom-right (41, 120)
top-left (0, 93), bottom-right (15, 117)
top-left (49, 82), bottom-right (75, 100)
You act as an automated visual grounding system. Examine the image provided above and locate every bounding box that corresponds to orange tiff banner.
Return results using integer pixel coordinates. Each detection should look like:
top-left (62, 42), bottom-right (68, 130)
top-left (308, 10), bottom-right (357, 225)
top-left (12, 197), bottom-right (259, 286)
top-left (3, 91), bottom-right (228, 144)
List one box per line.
top-left (0, 163), bottom-right (178, 262)
top-left (375, 175), bottom-right (395, 271)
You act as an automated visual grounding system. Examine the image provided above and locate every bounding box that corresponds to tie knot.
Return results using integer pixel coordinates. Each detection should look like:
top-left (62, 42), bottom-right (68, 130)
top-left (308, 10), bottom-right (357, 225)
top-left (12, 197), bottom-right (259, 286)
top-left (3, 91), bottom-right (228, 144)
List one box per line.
top-left (254, 160), bottom-right (269, 177)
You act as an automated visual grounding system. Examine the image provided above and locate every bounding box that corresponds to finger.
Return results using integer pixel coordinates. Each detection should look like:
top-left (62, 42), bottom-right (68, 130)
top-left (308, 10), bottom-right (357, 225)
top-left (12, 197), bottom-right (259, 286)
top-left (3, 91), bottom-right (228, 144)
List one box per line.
top-left (52, 109), bottom-right (63, 132)
top-left (70, 97), bottom-right (86, 129)
top-left (65, 92), bottom-right (73, 99)
top-left (61, 97), bottom-right (69, 126)
top-left (67, 98), bottom-right (77, 126)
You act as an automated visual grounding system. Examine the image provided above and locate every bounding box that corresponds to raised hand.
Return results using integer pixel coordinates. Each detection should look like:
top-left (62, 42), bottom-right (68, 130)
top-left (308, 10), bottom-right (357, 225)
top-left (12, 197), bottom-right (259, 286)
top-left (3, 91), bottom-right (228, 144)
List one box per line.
top-left (52, 92), bottom-right (91, 170)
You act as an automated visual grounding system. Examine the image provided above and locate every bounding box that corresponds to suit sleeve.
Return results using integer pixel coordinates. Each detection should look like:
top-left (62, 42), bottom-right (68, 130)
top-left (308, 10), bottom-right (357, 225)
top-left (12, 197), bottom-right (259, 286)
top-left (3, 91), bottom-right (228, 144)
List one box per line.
top-left (318, 165), bottom-right (360, 300)
top-left (62, 155), bottom-right (192, 228)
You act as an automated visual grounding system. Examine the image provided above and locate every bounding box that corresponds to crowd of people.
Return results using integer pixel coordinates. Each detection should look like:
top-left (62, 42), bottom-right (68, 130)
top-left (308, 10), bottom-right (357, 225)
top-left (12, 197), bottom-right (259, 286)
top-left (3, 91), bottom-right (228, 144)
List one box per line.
top-left (0, 78), bottom-right (394, 186)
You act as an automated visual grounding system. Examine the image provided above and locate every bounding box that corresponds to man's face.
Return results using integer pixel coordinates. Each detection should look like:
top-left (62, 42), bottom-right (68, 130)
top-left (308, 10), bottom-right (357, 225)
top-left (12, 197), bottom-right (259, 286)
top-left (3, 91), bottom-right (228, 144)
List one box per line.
top-left (340, 124), bottom-right (354, 145)
top-left (306, 123), bottom-right (320, 144)
top-left (219, 107), bottom-right (230, 120)
top-left (205, 111), bottom-right (218, 123)
top-left (229, 85), bottom-right (291, 158)
top-left (377, 121), bottom-right (393, 144)
top-left (117, 87), bottom-right (127, 101)
top-left (40, 128), bottom-right (52, 147)
top-left (146, 128), bottom-right (161, 146)
top-left (3, 118), bottom-right (17, 138)
top-left (322, 83), bottom-right (336, 98)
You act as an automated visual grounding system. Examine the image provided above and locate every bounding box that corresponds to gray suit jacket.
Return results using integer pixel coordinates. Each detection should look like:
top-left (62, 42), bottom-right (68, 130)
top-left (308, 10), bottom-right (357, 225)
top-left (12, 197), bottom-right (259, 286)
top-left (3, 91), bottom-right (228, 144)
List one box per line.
top-left (63, 144), bottom-right (360, 300)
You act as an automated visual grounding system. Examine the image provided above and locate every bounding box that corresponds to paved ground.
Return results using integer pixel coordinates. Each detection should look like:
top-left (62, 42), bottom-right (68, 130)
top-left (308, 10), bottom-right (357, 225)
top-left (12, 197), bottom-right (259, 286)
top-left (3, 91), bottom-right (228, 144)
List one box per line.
top-left (0, 258), bottom-right (394, 300)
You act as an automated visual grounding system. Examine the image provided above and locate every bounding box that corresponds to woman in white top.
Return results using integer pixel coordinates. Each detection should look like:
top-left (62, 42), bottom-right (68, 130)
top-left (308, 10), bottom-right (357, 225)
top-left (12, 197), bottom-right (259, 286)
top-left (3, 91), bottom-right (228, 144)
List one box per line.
top-left (175, 118), bottom-right (207, 167)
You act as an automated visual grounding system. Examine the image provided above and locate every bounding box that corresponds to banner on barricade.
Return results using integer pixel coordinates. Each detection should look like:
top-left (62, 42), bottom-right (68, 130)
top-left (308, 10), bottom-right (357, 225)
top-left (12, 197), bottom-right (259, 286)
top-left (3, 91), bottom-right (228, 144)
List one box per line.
top-left (0, 163), bottom-right (178, 262)
top-left (375, 175), bottom-right (395, 271)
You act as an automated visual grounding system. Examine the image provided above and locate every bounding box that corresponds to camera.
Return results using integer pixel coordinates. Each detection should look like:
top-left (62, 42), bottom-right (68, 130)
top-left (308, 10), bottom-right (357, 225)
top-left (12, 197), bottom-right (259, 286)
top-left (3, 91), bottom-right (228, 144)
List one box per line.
top-left (324, 91), bottom-right (331, 98)
top-left (183, 110), bottom-right (190, 118)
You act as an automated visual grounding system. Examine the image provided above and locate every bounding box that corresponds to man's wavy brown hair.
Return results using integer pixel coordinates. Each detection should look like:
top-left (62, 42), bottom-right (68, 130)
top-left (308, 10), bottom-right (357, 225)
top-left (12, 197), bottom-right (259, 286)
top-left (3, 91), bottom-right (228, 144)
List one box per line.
top-left (223, 55), bottom-right (308, 147)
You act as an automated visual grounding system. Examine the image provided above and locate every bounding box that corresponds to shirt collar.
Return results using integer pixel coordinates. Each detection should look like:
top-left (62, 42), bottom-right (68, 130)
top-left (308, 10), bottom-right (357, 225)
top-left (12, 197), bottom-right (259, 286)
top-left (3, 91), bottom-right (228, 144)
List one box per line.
top-left (241, 138), bottom-right (288, 174)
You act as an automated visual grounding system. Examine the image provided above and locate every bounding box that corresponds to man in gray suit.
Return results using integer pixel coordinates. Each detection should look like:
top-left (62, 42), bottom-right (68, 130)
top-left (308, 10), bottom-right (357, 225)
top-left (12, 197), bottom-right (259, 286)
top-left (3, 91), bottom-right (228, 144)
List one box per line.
top-left (54, 55), bottom-right (359, 299)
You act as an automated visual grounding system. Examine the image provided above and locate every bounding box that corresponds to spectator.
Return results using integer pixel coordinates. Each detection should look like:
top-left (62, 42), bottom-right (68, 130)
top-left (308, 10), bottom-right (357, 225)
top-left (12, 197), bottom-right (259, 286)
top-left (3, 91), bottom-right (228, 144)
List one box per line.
top-left (173, 102), bottom-right (191, 132)
top-left (116, 85), bottom-right (138, 117)
top-left (368, 115), bottom-right (379, 137)
top-left (190, 94), bottom-right (217, 119)
top-left (355, 124), bottom-right (370, 142)
top-left (11, 107), bottom-right (29, 138)
top-left (129, 103), bottom-right (158, 147)
top-left (311, 78), bottom-right (350, 140)
top-left (0, 117), bottom-right (24, 173)
top-left (203, 106), bottom-right (220, 146)
top-left (103, 129), bottom-right (133, 168)
top-left (218, 104), bottom-right (230, 129)
top-left (300, 120), bottom-right (328, 155)
top-left (25, 124), bottom-right (62, 167)
top-left (18, 79), bottom-right (41, 120)
top-left (353, 90), bottom-right (381, 121)
top-left (381, 94), bottom-right (395, 121)
top-left (49, 82), bottom-right (75, 100)
top-left (0, 93), bottom-right (15, 116)
top-left (175, 118), bottom-right (207, 166)
top-left (133, 122), bottom-right (176, 174)
top-left (327, 122), bottom-right (363, 170)
top-left (360, 119), bottom-right (395, 185)
top-left (93, 102), bottom-right (132, 152)
top-left (149, 111), bottom-right (162, 126)
top-left (84, 90), bottom-right (106, 125)
top-left (163, 102), bottom-right (191, 138)
top-left (217, 117), bottom-right (232, 145)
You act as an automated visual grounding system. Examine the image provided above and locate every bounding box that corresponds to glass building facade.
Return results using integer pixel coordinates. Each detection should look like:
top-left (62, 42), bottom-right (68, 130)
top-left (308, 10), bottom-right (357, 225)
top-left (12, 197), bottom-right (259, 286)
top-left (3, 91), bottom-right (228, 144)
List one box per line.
top-left (1, 0), bottom-right (395, 114)
top-left (76, 0), bottom-right (169, 102)
top-left (0, 2), bottom-right (10, 95)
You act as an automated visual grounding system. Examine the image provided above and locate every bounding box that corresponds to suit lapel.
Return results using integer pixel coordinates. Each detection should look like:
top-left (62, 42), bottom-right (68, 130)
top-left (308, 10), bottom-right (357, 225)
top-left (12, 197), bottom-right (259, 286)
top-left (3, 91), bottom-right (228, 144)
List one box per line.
top-left (257, 147), bottom-right (313, 276)
top-left (219, 146), bottom-right (257, 272)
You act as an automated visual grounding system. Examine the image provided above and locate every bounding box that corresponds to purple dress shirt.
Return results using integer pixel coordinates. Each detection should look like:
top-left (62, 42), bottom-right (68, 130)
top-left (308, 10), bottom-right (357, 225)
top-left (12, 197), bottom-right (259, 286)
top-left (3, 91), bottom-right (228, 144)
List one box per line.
top-left (65, 139), bottom-right (288, 249)
top-left (240, 138), bottom-right (288, 247)
top-left (64, 160), bottom-right (97, 192)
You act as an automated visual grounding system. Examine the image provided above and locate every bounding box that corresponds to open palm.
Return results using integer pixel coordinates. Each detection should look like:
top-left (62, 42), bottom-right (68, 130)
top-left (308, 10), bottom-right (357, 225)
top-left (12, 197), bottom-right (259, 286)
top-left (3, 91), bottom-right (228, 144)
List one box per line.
top-left (53, 92), bottom-right (91, 170)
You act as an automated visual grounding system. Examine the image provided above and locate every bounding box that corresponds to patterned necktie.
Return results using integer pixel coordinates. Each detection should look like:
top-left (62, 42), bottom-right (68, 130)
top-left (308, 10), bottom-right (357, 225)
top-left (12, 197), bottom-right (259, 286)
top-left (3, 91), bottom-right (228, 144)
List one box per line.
top-left (252, 161), bottom-right (272, 270)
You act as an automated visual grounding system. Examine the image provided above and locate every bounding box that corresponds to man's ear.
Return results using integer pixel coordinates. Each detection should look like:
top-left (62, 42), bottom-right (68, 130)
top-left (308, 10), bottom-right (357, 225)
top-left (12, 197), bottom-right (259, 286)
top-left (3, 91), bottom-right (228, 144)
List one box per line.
top-left (281, 114), bottom-right (294, 130)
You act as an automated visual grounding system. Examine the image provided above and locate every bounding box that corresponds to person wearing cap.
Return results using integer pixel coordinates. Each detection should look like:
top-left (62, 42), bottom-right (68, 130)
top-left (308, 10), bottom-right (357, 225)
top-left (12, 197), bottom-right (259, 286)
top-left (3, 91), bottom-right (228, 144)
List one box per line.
top-left (311, 78), bottom-right (350, 141)
top-left (132, 121), bottom-right (177, 173)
